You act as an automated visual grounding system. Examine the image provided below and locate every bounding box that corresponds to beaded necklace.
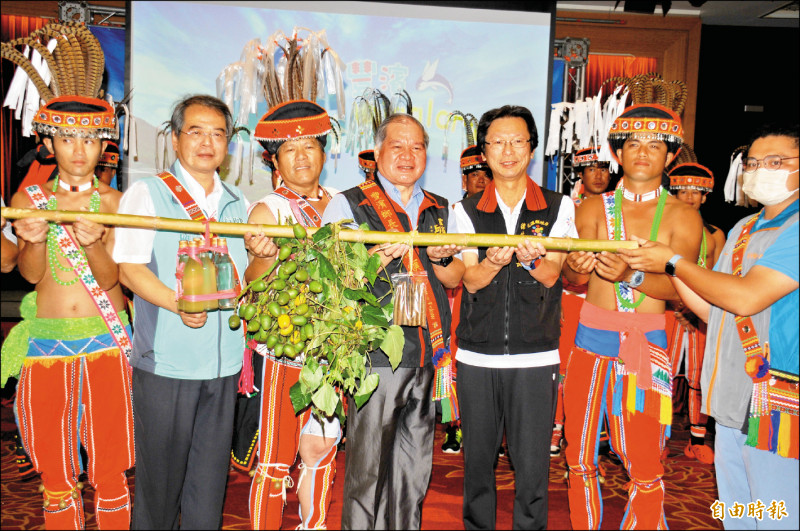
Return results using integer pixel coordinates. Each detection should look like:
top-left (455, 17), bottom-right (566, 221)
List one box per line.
top-left (46, 176), bottom-right (101, 286)
top-left (622, 186), bottom-right (662, 202)
top-left (613, 186), bottom-right (667, 309)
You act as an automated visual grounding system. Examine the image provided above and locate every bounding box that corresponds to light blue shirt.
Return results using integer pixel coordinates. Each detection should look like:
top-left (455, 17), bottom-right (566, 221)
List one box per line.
top-left (322, 174), bottom-right (426, 227)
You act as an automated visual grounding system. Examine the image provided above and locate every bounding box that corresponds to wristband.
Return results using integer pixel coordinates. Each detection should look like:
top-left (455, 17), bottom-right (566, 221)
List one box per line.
top-left (430, 255), bottom-right (453, 267)
top-left (665, 254), bottom-right (683, 277)
top-left (521, 257), bottom-right (542, 271)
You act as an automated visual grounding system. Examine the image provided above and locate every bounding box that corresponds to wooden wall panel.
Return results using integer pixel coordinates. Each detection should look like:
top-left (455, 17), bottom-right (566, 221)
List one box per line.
top-left (556, 10), bottom-right (701, 145)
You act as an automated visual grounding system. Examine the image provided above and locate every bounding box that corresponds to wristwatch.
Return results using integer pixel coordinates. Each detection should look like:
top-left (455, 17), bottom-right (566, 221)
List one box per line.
top-left (626, 269), bottom-right (645, 289)
top-left (430, 255), bottom-right (453, 267)
top-left (665, 254), bottom-right (683, 277)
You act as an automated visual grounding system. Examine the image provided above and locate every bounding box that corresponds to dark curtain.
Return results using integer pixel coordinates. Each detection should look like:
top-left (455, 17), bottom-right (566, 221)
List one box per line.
top-left (585, 54), bottom-right (658, 99)
top-left (2, 15), bottom-right (49, 203)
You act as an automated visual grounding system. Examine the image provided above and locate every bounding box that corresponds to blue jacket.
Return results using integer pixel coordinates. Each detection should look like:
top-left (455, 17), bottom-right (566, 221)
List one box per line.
top-left (129, 165), bottom-right (249, 380)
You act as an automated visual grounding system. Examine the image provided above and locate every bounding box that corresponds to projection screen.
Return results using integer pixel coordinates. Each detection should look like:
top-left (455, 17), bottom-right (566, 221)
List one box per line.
top-left (128, 1), bottom-right (553, 204)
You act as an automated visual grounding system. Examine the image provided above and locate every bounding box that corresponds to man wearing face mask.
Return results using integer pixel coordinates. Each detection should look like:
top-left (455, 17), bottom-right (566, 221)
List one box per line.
top-left (620, 123), bottom-right (799, 530)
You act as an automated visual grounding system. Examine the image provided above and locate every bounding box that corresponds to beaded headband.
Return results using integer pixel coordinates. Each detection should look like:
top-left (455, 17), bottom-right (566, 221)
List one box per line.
top-left (358, 150), bottom-right (377, 172)
top-left (97, 141), bottom-right (120, 168)
top-left (254, 99), bottom-right (332, 155)
top-left (32, 96), bottom-right (118, 140)
top-left (460, 145), bottom-right (488, 173)
top-left (668, 162), bottom-right (714, 192)
top-left (608, 103), bottom-right (684, 164)
top-left (572, 148), bottom-right (609, 169)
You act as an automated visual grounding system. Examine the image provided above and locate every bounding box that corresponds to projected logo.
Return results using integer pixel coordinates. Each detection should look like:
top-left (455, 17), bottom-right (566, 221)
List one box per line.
top-left (416, 59), bottom-right (454, 104)
top-left (347, 60), bottom-right (410, 97)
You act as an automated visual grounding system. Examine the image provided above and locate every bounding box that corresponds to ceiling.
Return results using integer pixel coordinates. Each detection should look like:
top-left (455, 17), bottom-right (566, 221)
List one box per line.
top-left (557, 1), bottom-right (799, 27)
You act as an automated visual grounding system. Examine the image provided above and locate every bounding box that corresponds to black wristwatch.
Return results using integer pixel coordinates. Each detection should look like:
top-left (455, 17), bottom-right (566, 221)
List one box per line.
top-left (665, 254), bottom-right (683, 277)
top-left (430, 255), bottom-right (454, 267)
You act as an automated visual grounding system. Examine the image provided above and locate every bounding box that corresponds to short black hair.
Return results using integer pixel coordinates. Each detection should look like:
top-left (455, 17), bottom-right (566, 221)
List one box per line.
top-left (747, 123), bottom-right (800, 154)
top-left (477, 105), bottom-right (538, 154)
top-left (170, 95), bottom-right (233, 140)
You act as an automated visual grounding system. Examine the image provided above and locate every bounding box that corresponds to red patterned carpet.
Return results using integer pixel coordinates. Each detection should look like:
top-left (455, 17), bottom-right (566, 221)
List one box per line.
top-left (1, 396), bottom-right (722, 530)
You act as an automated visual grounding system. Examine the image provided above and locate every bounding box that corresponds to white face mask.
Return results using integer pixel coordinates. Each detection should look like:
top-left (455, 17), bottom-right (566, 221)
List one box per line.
top-left (742, 167), bottom-right (799, 206)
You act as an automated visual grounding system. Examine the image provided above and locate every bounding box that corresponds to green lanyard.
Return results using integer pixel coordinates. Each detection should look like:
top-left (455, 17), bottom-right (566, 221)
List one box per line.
top-left (613, 186), bottom-right (667, 310)
top-left (697, 228), bottom-right (707, 269)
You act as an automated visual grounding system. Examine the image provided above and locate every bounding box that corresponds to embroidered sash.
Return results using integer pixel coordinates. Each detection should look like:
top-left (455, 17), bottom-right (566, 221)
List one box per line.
top-left (731, 215), bottom-right (799, 458)
top-left (358, 180), bottom-right (458, 420)
top-left (603, 191), bottom-right (636, 312)
top-left (600, 189), bottom-right (672, 424)
top-left (157, 170), bottom-right (242, 296)
top-left (273, 186), bottom-right (329, 227)
top-left (24, 185), bottom-right (132, 359)
top-left (157, 170), bottom-right (205, 220)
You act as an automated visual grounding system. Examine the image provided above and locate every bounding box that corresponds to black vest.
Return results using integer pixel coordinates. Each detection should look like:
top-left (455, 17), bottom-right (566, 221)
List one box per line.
top-left (343, 181), bottom-right (452, 368)
top-left (457, 187), bottom-right (564, 355)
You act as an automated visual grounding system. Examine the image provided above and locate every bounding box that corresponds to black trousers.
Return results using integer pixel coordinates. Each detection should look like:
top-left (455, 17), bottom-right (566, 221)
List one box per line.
top-left (341, 365), bottom-right (434, 530)
top-left (131, 368), bottom-right (238, 530)
top-left (458, 362), bottom-right (558, 530)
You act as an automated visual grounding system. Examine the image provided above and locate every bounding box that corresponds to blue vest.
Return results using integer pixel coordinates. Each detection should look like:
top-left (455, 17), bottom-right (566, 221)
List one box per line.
top-left (129, 166), bottom-right (249, 380)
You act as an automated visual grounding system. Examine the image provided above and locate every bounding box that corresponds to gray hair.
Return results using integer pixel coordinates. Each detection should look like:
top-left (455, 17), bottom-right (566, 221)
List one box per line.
top-left (170, 94), bottom-right (233, 140)
top-left (374, 113), bottom-right (429, 150)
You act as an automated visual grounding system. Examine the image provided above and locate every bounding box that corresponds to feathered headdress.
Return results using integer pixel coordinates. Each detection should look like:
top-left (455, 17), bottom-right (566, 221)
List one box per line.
top-left (598, 73), bottom-right (687, 171)
top-left (345, 88), bottom-right (412, 177)
top-left (217, 28), bottom-right (345, 184)
top-left (346, 88), bottom-right (391, 156)
top-left (724, 144), bottom-right (756, 206)
top-left (443, 110), bottom-right (479, 173)
top-left (2, 22), bottom-right (117, 140)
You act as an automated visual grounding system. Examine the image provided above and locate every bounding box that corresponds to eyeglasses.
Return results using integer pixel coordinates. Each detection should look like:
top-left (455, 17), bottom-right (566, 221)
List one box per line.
top-left (179, 129), bottom-right (227, 142)
top-left (484, 138), bottom-right (531, 151)
top-left (743, 155), bottom-right (799, 173)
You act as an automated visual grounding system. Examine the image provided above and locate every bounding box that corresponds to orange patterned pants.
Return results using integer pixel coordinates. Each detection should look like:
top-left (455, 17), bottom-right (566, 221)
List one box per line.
top-left (16, 346), bottom-right (134, 530)
top-left (249, 355), bottom-right (339, 529)
top-left (564, 346), bottom-right (669, 530)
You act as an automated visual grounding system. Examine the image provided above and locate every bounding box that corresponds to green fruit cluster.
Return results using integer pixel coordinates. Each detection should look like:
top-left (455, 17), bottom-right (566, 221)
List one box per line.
top-left (228, 224), bottom-right (320, 359)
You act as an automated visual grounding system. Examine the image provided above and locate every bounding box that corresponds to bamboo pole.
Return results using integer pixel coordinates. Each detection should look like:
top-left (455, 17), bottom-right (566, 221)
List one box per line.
top-left (1, 207), bottom-right (638, 251)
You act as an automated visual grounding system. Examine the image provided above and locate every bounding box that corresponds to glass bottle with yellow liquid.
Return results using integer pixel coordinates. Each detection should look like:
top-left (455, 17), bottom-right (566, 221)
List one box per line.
top-left (199, 238), bottom-right (219, 311)
top-left (178, 240), bottom-right (207, 313)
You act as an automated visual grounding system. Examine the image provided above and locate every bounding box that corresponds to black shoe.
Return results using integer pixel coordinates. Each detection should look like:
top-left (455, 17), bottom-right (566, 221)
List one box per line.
top-left (442, 426), bottom-right (462, 454)
top-left (497, 445), bottom-right (506, 457)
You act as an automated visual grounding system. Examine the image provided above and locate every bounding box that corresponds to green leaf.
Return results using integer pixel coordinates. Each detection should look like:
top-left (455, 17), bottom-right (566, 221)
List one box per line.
top-left (354, 372), bottom-right (380, 409)
top-left (362, 305), bottom-right (389, 327)
top-left (317, 254), bottom-right (336, 281)
top-left (300, 363), bottom-right (323, 391)
top-left (343, 288), bottom-right (368, 302)
top-left (350, 352), bottom-right (366, 375)
top-left (363, 291), bottom-right (378, 306)
top-left (289, 381), bottom-right (313, 414)
top-left (382, 300), bottom-right (394, 320)
top-left (352, 242), bottom-right (369, 263)
top-left (335, 398), bottom-right (346, 424)
top-left (313, 224), bottom-right (333, 244)
top-left (312, 382), bottom-right (338, 417)
top-left (365, 254), bottom-right (382, 284)
top-left (379, 325), bottom-right (405, 370)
